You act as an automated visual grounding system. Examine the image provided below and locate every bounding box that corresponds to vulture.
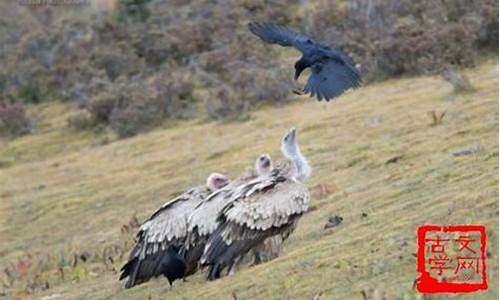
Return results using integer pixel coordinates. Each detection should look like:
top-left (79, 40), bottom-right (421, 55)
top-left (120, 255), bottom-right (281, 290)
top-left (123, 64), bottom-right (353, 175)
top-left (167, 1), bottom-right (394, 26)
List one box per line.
top-left (183, 154), bottom-right (274, 275)
top-left (248, 22), bottom-right (361, 101)
top-left (201, 128), bottom-right (311, 280)
top-left (119, 173), bottom-right (230, 288)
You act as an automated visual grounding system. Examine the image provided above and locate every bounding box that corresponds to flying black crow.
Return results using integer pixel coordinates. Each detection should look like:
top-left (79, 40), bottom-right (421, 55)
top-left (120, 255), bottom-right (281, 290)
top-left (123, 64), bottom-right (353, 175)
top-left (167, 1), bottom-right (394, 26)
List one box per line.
top-left (248, 22), bottom-right (361, 102)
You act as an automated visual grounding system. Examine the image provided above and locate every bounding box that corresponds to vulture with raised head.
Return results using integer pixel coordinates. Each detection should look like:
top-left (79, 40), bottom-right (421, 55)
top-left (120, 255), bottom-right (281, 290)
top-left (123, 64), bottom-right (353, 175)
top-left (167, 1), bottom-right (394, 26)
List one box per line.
top-left (183, 154), bottom-right (274, 275)
top-left (248, 22), bottom-right (361, 101)
top-left (201, 128), bottom-right (311, 280)
top-left (119, 173), bottom-right (230, 288)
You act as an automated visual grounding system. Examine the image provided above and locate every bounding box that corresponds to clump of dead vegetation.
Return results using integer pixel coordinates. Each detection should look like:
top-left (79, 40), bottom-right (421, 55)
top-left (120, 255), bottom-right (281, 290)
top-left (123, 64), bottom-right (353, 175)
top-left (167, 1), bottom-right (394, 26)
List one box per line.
top-left (0, 101), bottom-right (33, 138)
top-left (0, 215), bottom-right (139, 298)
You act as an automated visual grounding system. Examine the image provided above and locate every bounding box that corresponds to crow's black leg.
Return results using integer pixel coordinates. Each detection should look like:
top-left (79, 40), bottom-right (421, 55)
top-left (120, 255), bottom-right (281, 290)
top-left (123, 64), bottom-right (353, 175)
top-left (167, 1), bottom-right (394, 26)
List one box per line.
top-left (292, 87), bottom-right (305, 95)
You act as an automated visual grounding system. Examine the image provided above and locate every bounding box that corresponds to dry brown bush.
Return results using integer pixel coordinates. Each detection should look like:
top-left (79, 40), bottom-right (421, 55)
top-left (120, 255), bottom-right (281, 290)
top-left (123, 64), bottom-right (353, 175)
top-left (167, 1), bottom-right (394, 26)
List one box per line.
top-left (80, 73), bottom-right (197, 137)
top-left (87, 93), bottom-right (117, 124)
top-left (67, 110), bottom-right (95, 131)
top-left (205, 85), bottom-right (248, 121)
top-left (0, 101), bottom-right (33, 137)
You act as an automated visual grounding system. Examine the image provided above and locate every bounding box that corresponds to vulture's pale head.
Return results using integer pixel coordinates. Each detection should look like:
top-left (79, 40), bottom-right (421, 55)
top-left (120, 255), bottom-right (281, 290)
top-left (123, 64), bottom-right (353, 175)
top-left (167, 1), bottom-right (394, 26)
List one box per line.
top-left (281, 127), bottom-right (311, 181)
top-left (206, 173), bottom-right (230, 191)
top-left (255, 153), bottom-right (273, 176)
top-left (281, 127), bottom-right (298, 158)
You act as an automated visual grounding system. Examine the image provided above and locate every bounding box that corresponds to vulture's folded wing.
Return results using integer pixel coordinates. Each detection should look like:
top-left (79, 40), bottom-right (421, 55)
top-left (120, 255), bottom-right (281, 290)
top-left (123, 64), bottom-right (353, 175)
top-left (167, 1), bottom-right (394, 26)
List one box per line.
top-left (186, 187), bottom-right (234, 247)
top-left (224, 179), bottom-right (309, 234)
top-left (120, 186), bottom-right (209, 287)
top-left (201, 176), bottom-right (309, 271)
top-left (138, 186), bottom-right (209, 255)
top-left (185, 172), bottom-right (259, 248)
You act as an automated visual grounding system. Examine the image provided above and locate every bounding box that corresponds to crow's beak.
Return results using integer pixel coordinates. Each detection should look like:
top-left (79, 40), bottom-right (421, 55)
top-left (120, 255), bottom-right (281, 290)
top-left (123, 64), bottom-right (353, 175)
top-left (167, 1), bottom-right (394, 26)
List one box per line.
top-left (294, 71), bottom-right (300, 80)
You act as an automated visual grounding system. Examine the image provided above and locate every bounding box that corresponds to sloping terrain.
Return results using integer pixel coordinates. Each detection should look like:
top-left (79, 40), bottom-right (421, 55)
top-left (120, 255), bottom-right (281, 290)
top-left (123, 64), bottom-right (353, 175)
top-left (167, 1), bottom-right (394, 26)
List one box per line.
top-left (0, 60), bottom-right (498, 299)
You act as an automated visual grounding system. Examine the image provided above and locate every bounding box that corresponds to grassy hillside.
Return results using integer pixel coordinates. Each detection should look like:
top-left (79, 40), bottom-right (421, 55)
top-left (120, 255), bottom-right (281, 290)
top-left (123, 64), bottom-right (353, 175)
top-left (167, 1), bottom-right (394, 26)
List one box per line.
top-left (0, 59), bottom-right (498, 299)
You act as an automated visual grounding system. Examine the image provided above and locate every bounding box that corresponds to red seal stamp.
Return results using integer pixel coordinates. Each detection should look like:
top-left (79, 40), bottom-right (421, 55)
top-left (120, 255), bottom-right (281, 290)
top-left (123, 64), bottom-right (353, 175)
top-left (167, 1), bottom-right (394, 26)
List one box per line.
top-left (416, 225), bottom-right (487, 293)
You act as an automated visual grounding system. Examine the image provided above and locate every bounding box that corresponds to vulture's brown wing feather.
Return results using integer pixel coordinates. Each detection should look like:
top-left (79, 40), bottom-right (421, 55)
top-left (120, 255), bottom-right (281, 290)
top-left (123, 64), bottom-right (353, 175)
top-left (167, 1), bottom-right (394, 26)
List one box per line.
top-left (201, 176), bottom-right (309, 280)
top-left (120, 186), bottom-right (209, 288)
top-left (186, 172), bottom-right (258, 248)
top-left (224, 179), bottom-right (309, 233)
top-left (139, 186), bottom-right (209, 254)
top-left (185, 187), bottom-right (234, 248)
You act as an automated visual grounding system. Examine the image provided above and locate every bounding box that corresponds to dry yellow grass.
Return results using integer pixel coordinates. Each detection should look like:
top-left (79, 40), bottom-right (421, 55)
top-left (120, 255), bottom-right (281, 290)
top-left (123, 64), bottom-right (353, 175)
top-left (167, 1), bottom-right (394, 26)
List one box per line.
top-left (0, 60), bottom-right (498, 300)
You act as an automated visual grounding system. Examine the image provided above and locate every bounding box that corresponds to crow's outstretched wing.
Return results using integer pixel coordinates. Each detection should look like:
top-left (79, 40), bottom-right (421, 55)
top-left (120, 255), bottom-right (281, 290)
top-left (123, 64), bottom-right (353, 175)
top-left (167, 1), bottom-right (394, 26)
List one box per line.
top-left (248, 22), bottom-right (320, 54)
top-left (304, 58), bottom-right (361, 101)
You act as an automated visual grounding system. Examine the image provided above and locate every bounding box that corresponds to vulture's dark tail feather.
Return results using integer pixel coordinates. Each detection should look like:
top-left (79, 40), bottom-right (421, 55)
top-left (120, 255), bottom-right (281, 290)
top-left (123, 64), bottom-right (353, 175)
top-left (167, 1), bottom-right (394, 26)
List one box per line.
top-left (202, 232), bottom-right (230, 280)
top-left (205, 235), bottom-right (230, 265)
top-left (119, 257), bottom-right (136, 280)
top-left (120, 256), bottom-right (145, 289)
top-left (120, 257), bottom-right (140, 290)
top-left (183, 241), bottom-right (206, 276)
top-left (119, 243), bottom-right (143, 288)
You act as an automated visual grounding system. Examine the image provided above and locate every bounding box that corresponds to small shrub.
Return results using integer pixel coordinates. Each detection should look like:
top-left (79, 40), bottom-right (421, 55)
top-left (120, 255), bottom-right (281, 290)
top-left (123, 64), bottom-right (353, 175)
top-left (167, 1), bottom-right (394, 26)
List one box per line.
top-left (149, 73), bottom-right (197, 119)
top-left (0, 101), bottom-right (33, 137)
top-left (205, 85), bottom-right (248, 120)
top-left (116, 0), bottom-right (153, 23)
top-left (10, 63), bottom-right (51, 104)
top-left (167, 21), bottom-right (213, 62)
top-left (109, 103), bottom-right (161, 138)
top-left (87, 94), bottom-right (117, 123)
top-left (228, 65), bottom-right (294, 104)
top-left (133, 31), bottom-right (171, 66)
top-left (477, 0), bottom-right (499, 49)
top-left (17, 81), bottom-right (46, 104)
top-left (91, 49), bottom-right (141, 81)
top-left (67, 111), bottom-right (95, 131)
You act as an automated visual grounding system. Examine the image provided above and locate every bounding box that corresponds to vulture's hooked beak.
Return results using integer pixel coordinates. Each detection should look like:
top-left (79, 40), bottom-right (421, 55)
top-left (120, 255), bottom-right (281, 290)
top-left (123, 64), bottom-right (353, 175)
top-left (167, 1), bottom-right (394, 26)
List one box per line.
top-left (288, 127), bottom-right (296, 140)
